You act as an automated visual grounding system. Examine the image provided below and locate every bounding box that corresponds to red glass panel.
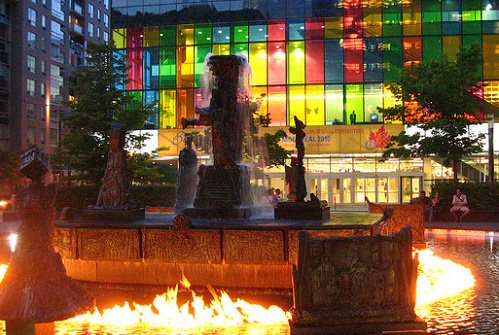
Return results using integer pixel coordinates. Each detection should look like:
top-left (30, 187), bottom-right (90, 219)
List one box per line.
top-left (268, 42), bottom-right (286, 85)
top-left (268, 85), bottom-right (287, 126)
top-left (305, 18), bottom-right (324, 40)
top-left (343, 0), bottom-right (363, 38)
top-left (127, 50), bottom-right (143, 90)
top-left (343, 38), bottom-right (363, 83)
top-left (306, 40), bottom-right (324, 84)
top-left (403, 37), bottom-right (422, 68)
top-left (268, 20), bottom-right (286, 41)
top-left (127, 27), bottom-right (143, 49)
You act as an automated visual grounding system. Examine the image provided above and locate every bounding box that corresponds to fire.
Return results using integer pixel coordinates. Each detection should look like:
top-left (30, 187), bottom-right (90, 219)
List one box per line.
top-left (415, 249), bottom-right (475, 306)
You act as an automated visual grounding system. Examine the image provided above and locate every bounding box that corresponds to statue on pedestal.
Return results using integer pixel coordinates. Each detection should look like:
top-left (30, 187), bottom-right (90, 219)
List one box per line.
top-left (289, 116), bottom-right (307, 202)
top-left (175, 135), bottom-right (198, 213)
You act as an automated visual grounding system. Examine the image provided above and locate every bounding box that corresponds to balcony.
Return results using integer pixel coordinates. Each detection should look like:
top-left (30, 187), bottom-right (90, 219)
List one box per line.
top-left (70, 2), bottom-right (83, 16)
top-left (70, 22), bottom-right (83, 36)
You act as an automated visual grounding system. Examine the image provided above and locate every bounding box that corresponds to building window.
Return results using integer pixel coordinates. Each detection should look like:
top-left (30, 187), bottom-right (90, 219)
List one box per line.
top-left (41, 37), bottom-right (47, 52)
top-left (26, 103), bottom-right (36, 120)
top-left (51, 21), bottom-right (64, 45)
top-left (88, 3), bottom-right (94, 18)
top-left (103, 31), bottom-right (109, 42)
top-left (50, 110), bottom-right (59, 146)
top-left (40, 106), bottom-right (46, 121)
top-left (41, 15), bottom-right (46, 29)
top-left (27, 127), bottom-right (36, 145)
top-left (51, 0), bottom-right (64, 20)
top-left (30, 0), bottom-right (36, 3)
top-left (28, 8), bottom-right (37, 26)
top-left (27, 32), bottom-right (36, 49)
top-left (40, 128), bottom-right (46, 144)
top-left (104, 0), bottom-right (109, 10)
top-left (40, 82), bottom-right (46, 97)
top-left (97, 9), bottom-right (101, 21)
top-left (27, 79), bottom-right (35, 96)
top-left (41, 60), bottom-right (46, 75)
top-left (50, 65), bottom-right (63, 100)
top-left (97, 27), bottom-right (101, 39)
top-left (27, 55), bottom-right (36, 73)
top-left (88, 22), bottom-right (94, 37)
top-left (104, 13), bottom-right (109, 27)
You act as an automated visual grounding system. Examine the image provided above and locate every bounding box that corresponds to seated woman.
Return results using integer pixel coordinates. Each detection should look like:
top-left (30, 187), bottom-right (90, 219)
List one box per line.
top-left (428, 192), bottom-right (442, 222)
top-left (450, 189), bottom-right (470, 222)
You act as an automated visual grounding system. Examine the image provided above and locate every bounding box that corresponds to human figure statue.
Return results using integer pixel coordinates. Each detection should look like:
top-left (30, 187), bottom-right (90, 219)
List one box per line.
top-left (0, 147), bottom-right (93, 324)
top-left (350, 110), bottom-right (357, 124)
top-left (289, 116), bottom-right (307, 202)
top-left (94, 123), bottom-right (130, 209)
top-left (175, 135), bottom-right (198, 213)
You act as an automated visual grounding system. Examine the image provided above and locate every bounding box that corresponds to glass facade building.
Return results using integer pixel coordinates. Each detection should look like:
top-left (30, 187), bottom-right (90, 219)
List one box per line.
top-left (111, 0), bottom-right (499, 130)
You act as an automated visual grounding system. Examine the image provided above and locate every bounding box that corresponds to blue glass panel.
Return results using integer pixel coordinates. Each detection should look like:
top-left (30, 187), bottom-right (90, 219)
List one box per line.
top-left (364, 38), bottom-right (383, 82)
top-left (325, 39), bottom-right (343, 84)
top-left (249, 23), bottom-right (267, 41)
top-left (113, 50), bottom-right (126, 90)
top-left (144, 90), bottom-right (159, 129)
top-left (143, 48), bottom-right (159, 89)
top-left (212, 25), bottom-right (231, 43)
top-left (287, 19), bottom-right (305, 40)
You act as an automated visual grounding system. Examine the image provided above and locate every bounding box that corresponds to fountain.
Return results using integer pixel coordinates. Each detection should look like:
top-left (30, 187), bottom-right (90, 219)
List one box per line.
top-left (182, 55), bottom-right (253, 218)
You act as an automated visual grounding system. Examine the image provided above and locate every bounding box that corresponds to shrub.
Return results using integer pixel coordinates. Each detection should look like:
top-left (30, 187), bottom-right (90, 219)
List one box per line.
top-left (431, 181), bottom-right (499, 211)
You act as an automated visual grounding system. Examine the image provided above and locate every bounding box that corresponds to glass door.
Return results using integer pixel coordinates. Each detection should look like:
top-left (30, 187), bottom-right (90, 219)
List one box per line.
top-left (401, 176), bottom-right (421, 203)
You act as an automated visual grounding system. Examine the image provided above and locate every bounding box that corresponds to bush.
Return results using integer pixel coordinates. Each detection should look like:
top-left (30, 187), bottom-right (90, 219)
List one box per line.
top-left (55, 184), bottom-right (176, 210)
top-left (431, 181), bottom-right (499, 211)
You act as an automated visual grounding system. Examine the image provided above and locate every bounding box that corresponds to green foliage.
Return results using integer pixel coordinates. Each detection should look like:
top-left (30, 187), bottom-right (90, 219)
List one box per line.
top-left (263, 130), bottom-right (292, 168)
top-left (55, 184), bottom-right (176, 210)
top-left (431, 181), bottom-right (499, 211)
top-left (0, 149), bottom-right (21, 191)
top-left (379, 45), bottom-right (486, 183)
top-left (56, 41), bottom-right (154, 184)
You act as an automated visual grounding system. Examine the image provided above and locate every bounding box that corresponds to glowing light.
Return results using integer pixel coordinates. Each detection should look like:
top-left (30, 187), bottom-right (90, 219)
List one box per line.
top-left (416, 249), bottom-right (475, 306)
top-left (0, 200), bottom-right (7, 208)
top-left (8, 233), bottom-right (17, 252)
top-left (486, 3), bottom-right (492, 10)
top-left (258, 28), bottom-right (263, 31)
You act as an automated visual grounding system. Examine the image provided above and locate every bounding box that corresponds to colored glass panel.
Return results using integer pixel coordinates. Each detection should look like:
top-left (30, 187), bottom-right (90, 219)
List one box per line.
top-left (383, 2), bottom-right (402, 36)
top-left (212, 44), bottom-right (230, 55)
top-left (231, 43), bottom-right (248, 56)
top-left (364, 38), bottom-right (383, 82)
top-left (144, 48), bottom-right (159, 89)
top-left (462, 0), bottom-right (481, 34)
top-left (403, 37), bottom-right (422, 68)
top-left (159, 90), bottom-right (176, 129)
top-left (343, 0), bottom-right (362, 38)
top-left (287, 41), bottom-right (305, 84)
top-left (252, 86), bottom-right (268, 119)
top-left (249, 23), bottom-right (267, 42)
top-left (306, 84), bottom-right (325, 125)
top-left (160, 26), bottom-right (176, 46)
top-left (325, 39), bottom-right (343, 83)
top-left (113, 28), bottom-right (126, 49)
top-left (144, 90), bottom-right (159, 129)
top-left (233, 23), bottom-right (249, 43)
top-left (177, 25), bottom-right (194, 45)
top-left (268, 20), bottom-right (286, 41)
top-left (483, 35), bottom-right (499, 80)
top-left (249, 43), bottom-right (267, 85)
top-left (383, 85), bottom-right (401, 124)
top-left (324, 16), bottom-right (343, 38)
top-left (268, 85), bottom-right (286, 126)
top-left (343, 38), bottom-right (363, 83)
top-left (364, 83), bottom-right (383, 124)
top-left (127, 49), bottom-right (142, 90)
top-left (288, 85), bottom-right (305, 124)
top-left (383, 37), bottom-right (403, 83)
top-left (126, 90), bottom-right (142, 112)
top-left (305, 18), bottom-right (324, 40)
top-left (482, 4), bottom-right (499, 34)
top-left (213, 25), bottom-right (230, 44)
top-left (113, 50), bottom-right (126, 90)
top-left (195, 24), bottom-right (212, 45)
top-left (144, 26), bottom-right (159, 47)
top-left (195, 45), bottom-right (211, 88)
top-left (176, 89), bottom-right (194, 127)
top-left (288, 19), bottom-right (305, 40)
top-left (159, 47), bottom-right (175, 88)
top-left (442, 0), bottom-right (461, 35)
top-left (325, 84), bottom-right (344, 125)
top-left (345, 84), bottom-right (364, 124)
top-left (442, 35), bottom-right (461, 61)
top-left (484, 81), bottom-right (499, 106)
top-left (127, 27), bottom-right (143, 49)
top-left (421, 0), bottom-right (441, 35)
top-left (363, 1), bottom-right (382, 37)
top-left (402, 0), bottom-right (421, 36)
top-left (268, 42), bottom-right (286, 85)
top-left (306, 40), bottom-right (324, 84)
top-left (177, 46), bottom-right (194, 88)
top-left (422, 36), bottom-right (442, 61)
top-left (287, 0), bottom-right (305, 19)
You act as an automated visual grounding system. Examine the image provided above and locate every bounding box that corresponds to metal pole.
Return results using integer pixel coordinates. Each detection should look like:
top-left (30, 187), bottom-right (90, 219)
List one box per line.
top-left (488, 114), bottom-right (494, 183)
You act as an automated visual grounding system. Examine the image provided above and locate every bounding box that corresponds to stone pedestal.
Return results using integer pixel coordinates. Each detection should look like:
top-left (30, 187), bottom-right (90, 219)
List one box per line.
top-left (82, 208), bottom-right (145, 222)
top-left (6, 321), bottom-right (54, 335)
top-left (274, 201), bottom-right (330, 221)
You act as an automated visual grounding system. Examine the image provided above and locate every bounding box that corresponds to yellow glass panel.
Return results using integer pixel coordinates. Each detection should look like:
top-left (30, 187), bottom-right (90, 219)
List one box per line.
top-left (112, 28), bottom-right (126, 49)
top-left (483, 81), bottom-right (499, 106)
top-left (363, 1), bottom-right (382, 37)
top-left (159, 90), bottom-right (176, 129)
top-left (251, 86), bottom-right (268, 119)
top-left (443, 35), bottom-right (461, 61)
top-left (249, 43), bottom-right (267, 86)
top-left (144, 26), bottom-right (160, 47)
top-left (177, 46), bottom-right (194, 88)
top-left (483, 35), bottom-right (499, 80)
top-left (402, 0), bottom-right (422, 36)
top-left (383, 85), bottom-right (402, 124)
top-left (212, 44), bottom-right (230, 55)
top-left (324, 16), bottom-right (343, 38)
top-left (306, 84), bottom-right (325, 125)
top-left (178, 24), bottom-right (194, 45)
top-left (288, 85), bottom-right (305, 124)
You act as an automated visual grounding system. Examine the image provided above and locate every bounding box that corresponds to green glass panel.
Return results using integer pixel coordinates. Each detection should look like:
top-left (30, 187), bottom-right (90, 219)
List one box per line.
top-left (113, 28), bottom-right (126, 49)
top-left (159, 47), bottom-right (176, 88)
top-left (364, 83), bottom-right (383, 124)
top-left (421, 0), bottom-right (441, 35)
top-left (233, 23), bottom-right (249, 43)
top-left (160, 26), bottom-right (176, 46)
top-left (462, 1), bottom-right (481, 35)
top-left (383, 37), bottom-right (403, 83)
top-left (464, 35), bottom-right (483, 79)
top-left (422, 36), bottom-right (442, 61)
top-left (144, 26), bottom-right (160, 47)
top-left (345, 84), bottom-right (364, 124)
top-left (126, 90), bottom-right (142, 111)
top-left (231, 43), bottom-right (248, 56)
top-left (287, 41), bottom-right (305, 84)
top-left (178, 24), bottom-right (194, 45)
top-left (382, 3), bottom-right (402, 36)
top-left (194, 45), bottom-right (211, 88)
top-left (325, 84), bottom-right (344, 125)
top-left (195, 24), bottom-right (212, 45)
top-left (159, 90), bottom-right (176, 129)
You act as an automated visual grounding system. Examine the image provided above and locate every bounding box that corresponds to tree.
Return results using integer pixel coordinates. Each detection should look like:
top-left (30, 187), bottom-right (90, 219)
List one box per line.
top-left (55, 42), bottom-right (153, 184)
top-left (0, 149), bottom-right (21, 194)
top-left (379, 44), bottom-right (485, 185)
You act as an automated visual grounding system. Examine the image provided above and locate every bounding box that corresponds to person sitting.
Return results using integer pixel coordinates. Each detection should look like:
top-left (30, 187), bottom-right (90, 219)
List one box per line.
top-left (450, 188), bottom-right (470, 222)
top-left (410, 191), bottom-right (431, 221)
top-left (428, 192), bottom-right (442, 222)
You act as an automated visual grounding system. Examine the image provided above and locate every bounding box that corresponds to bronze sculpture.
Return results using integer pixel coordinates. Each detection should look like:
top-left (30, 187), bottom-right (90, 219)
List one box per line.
top-left (288, 116), bottom-right (307, 202)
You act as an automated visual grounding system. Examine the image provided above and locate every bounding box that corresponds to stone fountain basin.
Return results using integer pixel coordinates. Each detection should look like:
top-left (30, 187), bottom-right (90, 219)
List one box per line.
top-left (52, 213), bottom-right (383, 290)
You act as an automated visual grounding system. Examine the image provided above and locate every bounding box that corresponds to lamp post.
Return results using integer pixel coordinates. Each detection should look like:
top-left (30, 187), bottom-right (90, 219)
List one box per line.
top-left (488, 114), bottom-right (494, 183)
